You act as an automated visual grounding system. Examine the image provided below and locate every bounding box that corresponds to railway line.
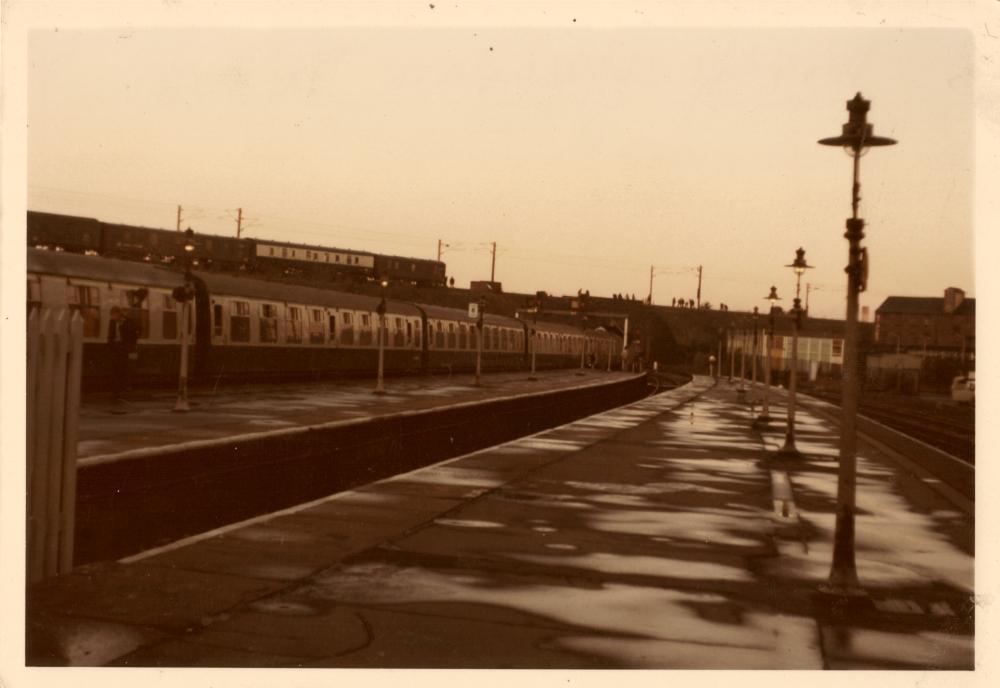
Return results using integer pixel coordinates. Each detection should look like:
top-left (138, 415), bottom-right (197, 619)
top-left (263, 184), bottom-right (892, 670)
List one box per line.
top-left (805, 388), bottom-right (974, 464)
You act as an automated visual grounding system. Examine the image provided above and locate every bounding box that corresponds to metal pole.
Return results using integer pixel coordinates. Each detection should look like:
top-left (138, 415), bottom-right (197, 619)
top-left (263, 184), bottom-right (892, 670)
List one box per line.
top-left (779, 300), bottom-right (801, 455)
top-left (475, 298), bottom-right (484, 386)
top-left (729, 330), bottom-right (735, 383)
top-left (374, 313), bottom-right (386, 394)
top-left (761, 311), bottom-right (773, 421)
top-left (174, 296), bottom-right (191, 412)
top-left (475, 321), bottom-right (483, 385)
top-left (827, 154), bottom-right (865, 591)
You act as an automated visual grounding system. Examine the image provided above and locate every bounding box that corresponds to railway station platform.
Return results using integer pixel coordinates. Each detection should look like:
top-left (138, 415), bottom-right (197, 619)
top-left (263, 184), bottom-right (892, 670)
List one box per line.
top-left (24, 376), bottom-right (976, 671)
top-left (77, 369), bottom-right (642, 460)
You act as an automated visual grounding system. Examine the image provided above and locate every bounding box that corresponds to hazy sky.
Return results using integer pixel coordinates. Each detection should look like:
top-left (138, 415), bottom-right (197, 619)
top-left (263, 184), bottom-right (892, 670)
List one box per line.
top-left (24, 17), bottom-right (975, 319)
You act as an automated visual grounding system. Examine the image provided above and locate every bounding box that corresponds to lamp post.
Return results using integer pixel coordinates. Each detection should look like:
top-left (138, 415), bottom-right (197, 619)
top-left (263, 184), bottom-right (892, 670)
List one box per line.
top-left (750, 307), bottom-right (759, 405)
top-left (374, 279), bottom-right (389, 395)
top-left (777, 247), bottom-right (813, 457)
top-left (819, 92), bottom-right (896, 595)
top-left (475, 295), bottom-right (485, 386)
top-left (173, 228), bottom-right (195, 412)
top-left (737, 325), bottom-right (747, 401)
top-left (728, 322), bottom-right (736, 383)
top-left (757, 287), bottom-right (781, 425)
top-left (717, 328), bottom-right (723, 381)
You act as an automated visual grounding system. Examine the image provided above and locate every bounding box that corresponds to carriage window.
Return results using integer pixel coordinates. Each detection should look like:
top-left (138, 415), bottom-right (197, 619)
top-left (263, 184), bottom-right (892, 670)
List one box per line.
top-left (286, 306), bottom-right (303, 343)
top-left (66, 284), bottom-right (102, 337)
top-left (161, 294), bottom-right (178, 339)
top-left (328, 314), bottom-right (337, 342)
top-left (342, 312), bottom-right (353, 326)
top-left (124, 289), bottom-right (150, 338)
top-left (309, 308), bottom-right (325, 344)
top-left (459, 323), bottom-right (468, 349)
top-left (213, 304), bottom-right (224, 337)
top-left (231, 301), bottom-right (250, 342)
top-left (260, 303), bottom-right (278, 343)
top-left (447, 322), bottom-right (456, 349)
top-left (832, 339), bottom-right (843, 357)
top-left (361, 313), bottom-right (371, 328)
top-left (406, 321), bottom-right (413, 345)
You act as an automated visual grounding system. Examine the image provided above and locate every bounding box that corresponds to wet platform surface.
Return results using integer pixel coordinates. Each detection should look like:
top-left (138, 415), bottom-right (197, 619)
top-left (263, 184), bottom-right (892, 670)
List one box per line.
top-left (78, 369), bottom-right (637, 460)
top-left (27, 376), bottom-right (975, 670)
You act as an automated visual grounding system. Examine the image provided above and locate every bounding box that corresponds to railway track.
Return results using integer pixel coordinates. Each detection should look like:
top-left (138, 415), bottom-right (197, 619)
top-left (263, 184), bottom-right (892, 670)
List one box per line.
top-left (806, 389), bottom-right (974, 464)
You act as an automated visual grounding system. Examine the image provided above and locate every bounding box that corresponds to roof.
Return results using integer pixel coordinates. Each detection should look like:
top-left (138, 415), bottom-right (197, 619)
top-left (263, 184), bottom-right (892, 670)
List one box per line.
top-left (876, 296), bottom-right (977, 315)
top-left (28, 248), bottom-right (185, 289)
top-left (196, 271), bottom-right (421, 317)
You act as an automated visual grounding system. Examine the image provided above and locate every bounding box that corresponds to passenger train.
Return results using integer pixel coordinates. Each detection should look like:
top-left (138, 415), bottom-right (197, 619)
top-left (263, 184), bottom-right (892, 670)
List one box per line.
top-left (28, 248), bottom-right (622, 390)
top-left (27, 211), bottom-right (447, 287)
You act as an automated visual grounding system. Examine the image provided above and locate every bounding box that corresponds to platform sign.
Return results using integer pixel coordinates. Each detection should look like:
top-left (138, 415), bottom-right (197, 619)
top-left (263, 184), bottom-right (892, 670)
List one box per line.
top-left (468, 302), bottom-right (479, 319)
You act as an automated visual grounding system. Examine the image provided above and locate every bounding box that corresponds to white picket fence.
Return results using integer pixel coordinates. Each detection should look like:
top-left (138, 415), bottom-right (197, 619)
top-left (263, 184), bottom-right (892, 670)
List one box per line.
top-left (27, 308), bottom-right (84, 583)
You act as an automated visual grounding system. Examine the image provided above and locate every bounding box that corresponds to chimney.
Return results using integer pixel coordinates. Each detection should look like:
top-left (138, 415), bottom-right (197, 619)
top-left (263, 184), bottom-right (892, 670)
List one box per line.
top-left (943, 287), bottom-right (965, 314)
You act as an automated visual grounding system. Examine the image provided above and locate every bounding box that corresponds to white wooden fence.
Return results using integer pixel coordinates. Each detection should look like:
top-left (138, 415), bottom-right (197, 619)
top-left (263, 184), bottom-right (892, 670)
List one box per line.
top-left (27, 308), bottom-right (84, 583)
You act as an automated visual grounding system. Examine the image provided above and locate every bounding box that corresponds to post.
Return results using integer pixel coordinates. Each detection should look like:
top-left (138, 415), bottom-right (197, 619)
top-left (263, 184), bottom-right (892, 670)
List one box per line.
top-left (818, 92), bottom-right (896, 596)
top-left (648, 265), bottom-right (654, 305)
top-left (174, 297), bottom-right (191, 412)
top-left (728, 329), bottom-right (735, 383)
top-left (779, 304), bottom-right (802, 456)
top-left (174, 228), bottom-right (195, 412)
top-left (374, 281), bottom-right (388, 394)
top-left (475, 296), bottom-right (485, 386)
top-left (622, 317), bottom-right (630, 371)
top-left (696, 265), bottom-right (702, 308)
top-left (490, 241), bottom-right (496, 282)
top-left (760, 311), bottom-right (773, 422)
top-left (751, 309), bottom-right (759, 403)
top-left (717, 335), bottom-right (722, 380)
top-left (236, 207), bottom-right (243, 238)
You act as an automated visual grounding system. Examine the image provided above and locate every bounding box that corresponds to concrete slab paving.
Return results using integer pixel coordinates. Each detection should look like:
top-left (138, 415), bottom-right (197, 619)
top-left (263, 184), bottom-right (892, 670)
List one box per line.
top-left (25, 375), bottom-right (976, 670)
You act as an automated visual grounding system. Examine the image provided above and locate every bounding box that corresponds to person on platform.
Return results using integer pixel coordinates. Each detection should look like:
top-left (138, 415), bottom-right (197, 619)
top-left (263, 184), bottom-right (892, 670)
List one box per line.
top-left (107, 306), bottom-right (139, 401)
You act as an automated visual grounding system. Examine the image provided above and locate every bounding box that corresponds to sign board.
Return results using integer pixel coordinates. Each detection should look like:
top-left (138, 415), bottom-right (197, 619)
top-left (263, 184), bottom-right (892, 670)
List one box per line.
top-left (468, 302), bottom-right (479, 319)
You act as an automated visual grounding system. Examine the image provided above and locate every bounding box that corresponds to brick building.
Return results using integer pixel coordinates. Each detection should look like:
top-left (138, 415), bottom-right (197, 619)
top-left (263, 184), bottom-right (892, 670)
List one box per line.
top-left (874, 287), bottom-right (975, 355)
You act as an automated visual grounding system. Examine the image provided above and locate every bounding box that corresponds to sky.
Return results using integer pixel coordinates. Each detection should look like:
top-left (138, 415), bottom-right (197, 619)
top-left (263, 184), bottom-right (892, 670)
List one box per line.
top-left (18, 12), bottom-right (977, 319)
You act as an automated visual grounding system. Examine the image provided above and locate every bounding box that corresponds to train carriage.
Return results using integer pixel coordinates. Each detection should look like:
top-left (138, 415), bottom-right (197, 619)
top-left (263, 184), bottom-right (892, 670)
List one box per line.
top-left (417, 304), bottom-right (528, 373)
top-left (27, 211), bottom-right (103, 254)
top-left (196, 271), bottom-right (423, 380)
top-left (28, 247), bottom-right (623, 390)
top-left (28, 248), bottom-right (188, 389)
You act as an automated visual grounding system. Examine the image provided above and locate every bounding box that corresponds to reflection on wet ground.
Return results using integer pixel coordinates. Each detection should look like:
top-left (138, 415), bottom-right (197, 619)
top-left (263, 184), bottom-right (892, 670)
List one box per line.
top-left (37, 376), bottom-right (973, 669)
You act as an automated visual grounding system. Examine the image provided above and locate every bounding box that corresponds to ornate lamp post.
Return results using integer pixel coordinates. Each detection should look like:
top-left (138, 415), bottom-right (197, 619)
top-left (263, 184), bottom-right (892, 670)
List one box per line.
top-left (756, 286), bottom-right (781, 425)
top-left (173, 228), bottom-right (195, 412)
top-left (777, 247), bottom-right (812, 457)
top-left (819, 93), bottom-right (896, 595)
top-left (374, 279), bottom-right (389, 395)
